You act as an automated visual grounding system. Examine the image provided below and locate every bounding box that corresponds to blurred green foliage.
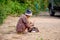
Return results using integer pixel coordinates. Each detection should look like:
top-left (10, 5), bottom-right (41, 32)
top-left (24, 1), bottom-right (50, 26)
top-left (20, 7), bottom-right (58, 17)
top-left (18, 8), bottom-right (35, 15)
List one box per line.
top-left (0, 0), bottom-right (48, 24)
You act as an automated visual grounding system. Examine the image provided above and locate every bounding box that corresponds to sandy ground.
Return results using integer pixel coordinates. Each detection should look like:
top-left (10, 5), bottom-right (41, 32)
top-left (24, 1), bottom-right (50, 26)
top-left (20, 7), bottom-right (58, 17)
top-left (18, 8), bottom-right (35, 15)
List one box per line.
top-left (0, 12), bottom-right (60, 40)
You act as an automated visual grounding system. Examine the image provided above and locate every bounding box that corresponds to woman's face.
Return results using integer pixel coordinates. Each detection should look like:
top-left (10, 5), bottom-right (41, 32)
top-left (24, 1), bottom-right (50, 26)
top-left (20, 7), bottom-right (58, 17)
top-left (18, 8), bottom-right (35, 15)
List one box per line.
top-left (26, 15), bottom-right (30, 18)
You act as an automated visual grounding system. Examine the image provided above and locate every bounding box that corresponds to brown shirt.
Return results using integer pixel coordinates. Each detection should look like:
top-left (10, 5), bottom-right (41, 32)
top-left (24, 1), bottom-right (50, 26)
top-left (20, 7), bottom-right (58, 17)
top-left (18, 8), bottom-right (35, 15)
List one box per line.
top-left (16, 14), bottom-right (31, 33)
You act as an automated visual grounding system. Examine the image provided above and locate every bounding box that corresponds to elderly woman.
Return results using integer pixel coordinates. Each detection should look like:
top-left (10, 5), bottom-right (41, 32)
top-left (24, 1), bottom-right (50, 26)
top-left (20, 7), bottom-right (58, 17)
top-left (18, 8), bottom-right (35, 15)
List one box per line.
top-left (16, 9), bottom-right (33, 34)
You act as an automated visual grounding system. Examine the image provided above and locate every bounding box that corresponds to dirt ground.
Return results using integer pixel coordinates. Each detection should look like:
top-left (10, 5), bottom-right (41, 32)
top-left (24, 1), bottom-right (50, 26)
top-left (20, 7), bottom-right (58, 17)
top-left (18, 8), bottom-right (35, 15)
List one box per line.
top-left (0, 12), bottom-right (60, 40)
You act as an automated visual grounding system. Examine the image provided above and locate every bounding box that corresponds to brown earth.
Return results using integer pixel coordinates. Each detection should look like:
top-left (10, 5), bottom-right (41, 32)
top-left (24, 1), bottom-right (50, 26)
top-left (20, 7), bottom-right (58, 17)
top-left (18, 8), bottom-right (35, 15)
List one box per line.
top-left (0, 12), bottom-right (60, 40)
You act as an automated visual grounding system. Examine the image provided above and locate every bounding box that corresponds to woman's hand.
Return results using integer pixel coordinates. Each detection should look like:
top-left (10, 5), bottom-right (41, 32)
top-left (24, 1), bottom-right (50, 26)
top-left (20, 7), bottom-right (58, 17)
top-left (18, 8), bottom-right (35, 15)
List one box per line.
top-left (30, 22), bottom-right (34, 26)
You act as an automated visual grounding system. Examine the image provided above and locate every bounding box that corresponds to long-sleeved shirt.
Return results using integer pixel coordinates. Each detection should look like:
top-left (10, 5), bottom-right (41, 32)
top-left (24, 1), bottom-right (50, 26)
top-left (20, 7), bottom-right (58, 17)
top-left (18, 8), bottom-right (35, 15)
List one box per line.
top-left (16, 14), bottom-right (31, 33)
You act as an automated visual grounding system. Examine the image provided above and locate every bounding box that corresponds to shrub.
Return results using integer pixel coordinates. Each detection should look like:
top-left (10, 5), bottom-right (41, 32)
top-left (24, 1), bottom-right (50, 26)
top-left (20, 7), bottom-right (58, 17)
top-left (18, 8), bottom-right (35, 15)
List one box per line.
top-left (0, 0), bottom-right (48, 24)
